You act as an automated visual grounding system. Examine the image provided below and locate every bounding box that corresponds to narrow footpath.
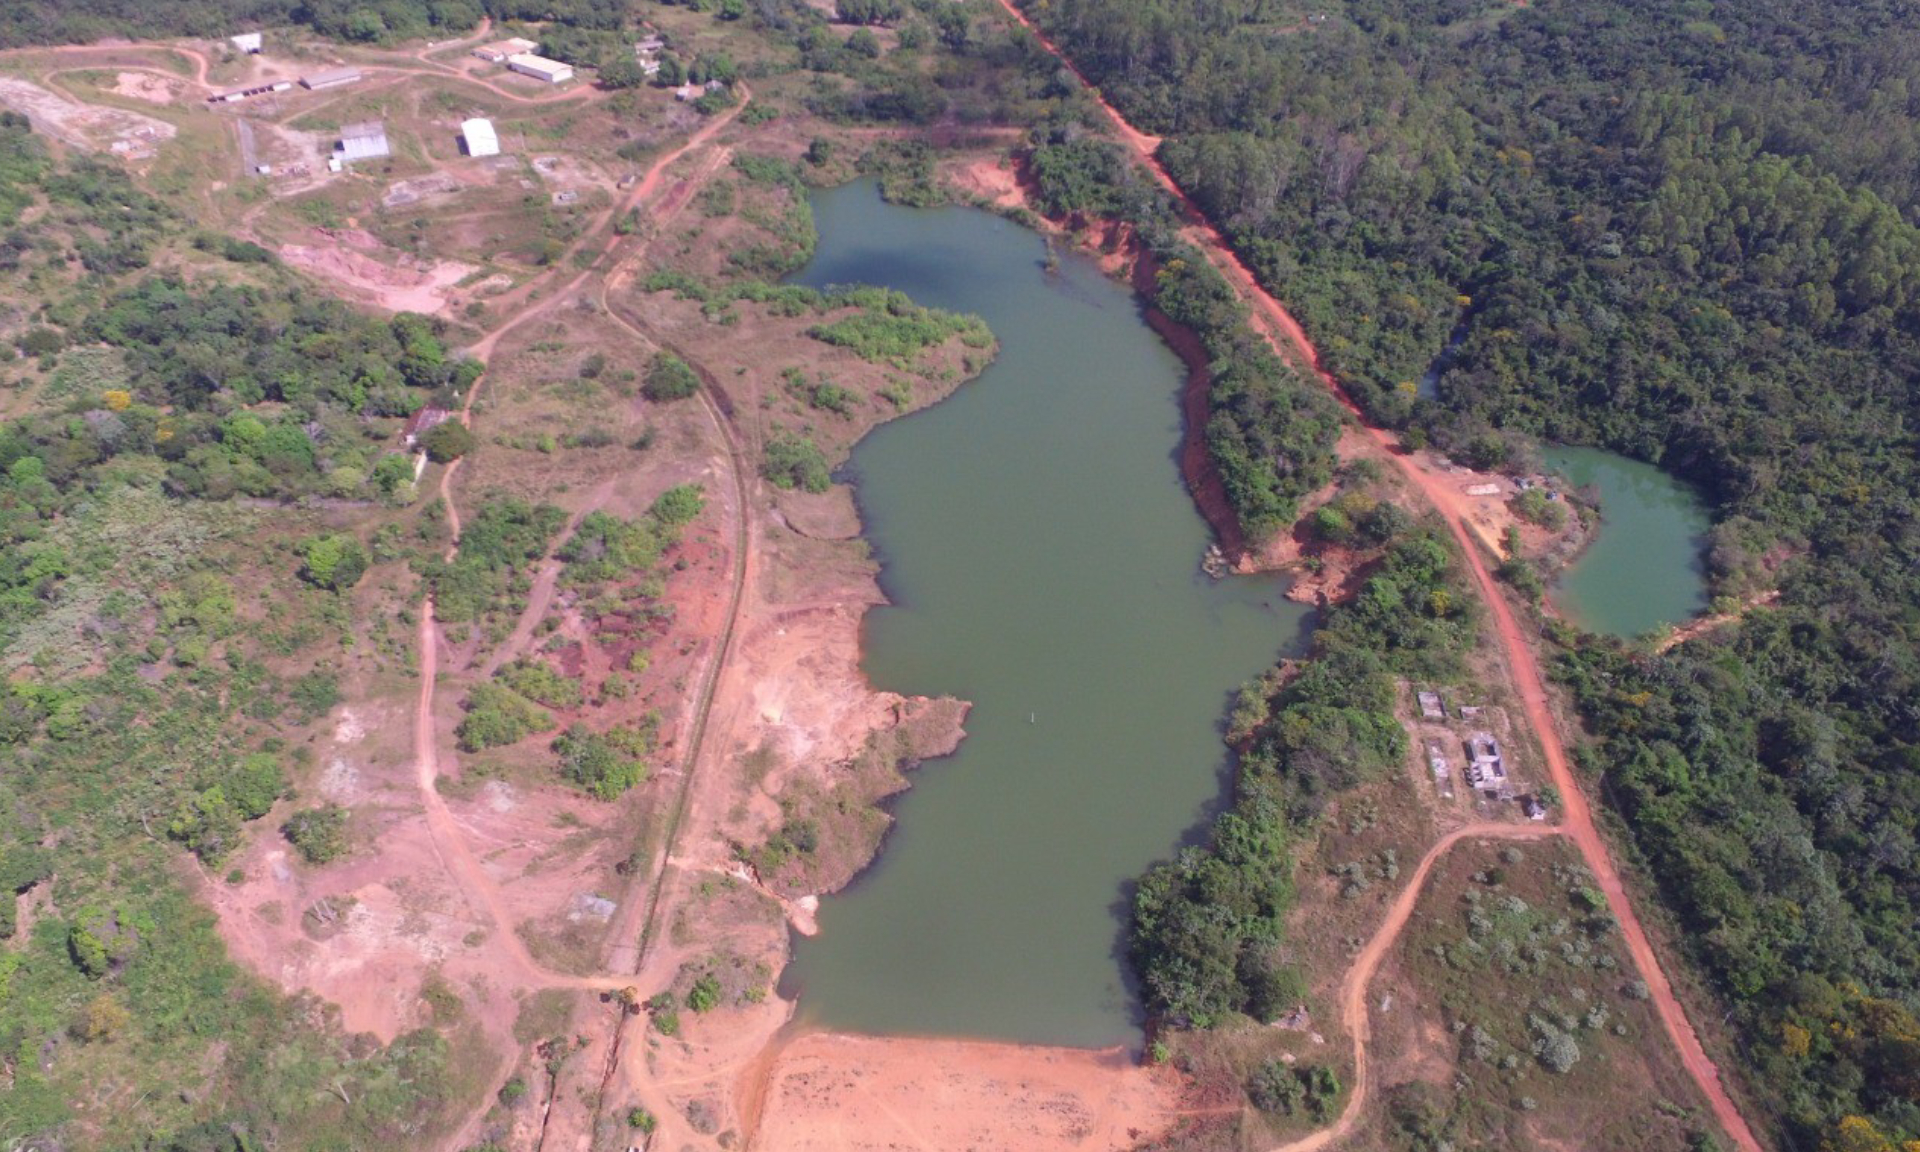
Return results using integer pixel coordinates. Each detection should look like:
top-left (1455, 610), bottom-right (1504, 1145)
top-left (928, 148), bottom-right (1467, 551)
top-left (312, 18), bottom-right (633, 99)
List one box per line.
top-left (990, 3), bottom-right (1765, 1149)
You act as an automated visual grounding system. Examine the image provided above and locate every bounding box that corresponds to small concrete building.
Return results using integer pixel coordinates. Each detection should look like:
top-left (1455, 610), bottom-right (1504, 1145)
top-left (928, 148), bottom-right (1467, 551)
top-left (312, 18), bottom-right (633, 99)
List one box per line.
top-left (506, 53), bottom-right (574, 84)
top-left (461, 117), bottom-right (499, 158)
top-left (230, 32), bottom-right (263, 54)
top-left (635, 35), bottom-right (667, 55)
top-left (301, 66), bottom-right (363, 90)
top-left (473, 36), bottom-right (539, 62)
top-left (337, 120), bottom-right (390, 164)
top-left (674, 82), bottom-right (701, 101)
top-left (1465, 732), bottom-right (1507, 793)
top-left (1417, 691), bottom-right (1445, 721)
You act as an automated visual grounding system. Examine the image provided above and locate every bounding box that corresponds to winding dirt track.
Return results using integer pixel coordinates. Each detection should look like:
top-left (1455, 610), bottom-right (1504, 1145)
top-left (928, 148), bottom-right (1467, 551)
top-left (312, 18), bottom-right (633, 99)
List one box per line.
top-left (990, 3), bottom-right (1765, 1149)
top-left (1293, 825), bottom-right (1555, 1152)
top-left (20, 42), bottom-right (212, 86)
top-left (593, 266), bottom-right (755, 977)
top-left (422, 95), bottom-right (755, 1147)
top-left (402, 86), bottom-right (753, 1000)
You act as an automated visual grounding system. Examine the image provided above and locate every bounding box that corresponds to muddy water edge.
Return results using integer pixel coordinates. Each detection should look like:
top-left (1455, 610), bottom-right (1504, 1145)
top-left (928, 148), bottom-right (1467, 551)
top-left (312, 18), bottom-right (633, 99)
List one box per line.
top-left (779, 180), bottom-right (1315, 1047)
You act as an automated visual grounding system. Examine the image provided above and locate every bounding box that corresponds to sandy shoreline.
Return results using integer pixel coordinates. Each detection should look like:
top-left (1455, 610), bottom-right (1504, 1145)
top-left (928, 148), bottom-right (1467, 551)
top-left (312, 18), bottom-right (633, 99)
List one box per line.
top-left (750, 1030), bottom-right (1197, 1151)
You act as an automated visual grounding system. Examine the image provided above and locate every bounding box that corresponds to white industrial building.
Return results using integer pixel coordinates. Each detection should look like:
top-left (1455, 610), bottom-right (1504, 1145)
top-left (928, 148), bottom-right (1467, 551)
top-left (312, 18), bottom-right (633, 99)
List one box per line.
top-left (461, 117), bottom-right (499, 157)
top-left (473, 36), bottom-right (538, 62)
top-left (337, 121), bottom-right (390, 164)
top-left (506, 53), bottom-right (574, 84)
top-left (230, 32), bottom-right (263, 53)
top-left (301, 66), bottom-right (363, 90)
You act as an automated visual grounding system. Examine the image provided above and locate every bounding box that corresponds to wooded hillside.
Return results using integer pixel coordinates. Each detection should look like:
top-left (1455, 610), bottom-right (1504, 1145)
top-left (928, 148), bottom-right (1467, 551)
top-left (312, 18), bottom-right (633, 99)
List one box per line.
top-left (1017, 1), bottom-right (1920, 1147)
top-left (0, 113), bottom-right (481, 1148)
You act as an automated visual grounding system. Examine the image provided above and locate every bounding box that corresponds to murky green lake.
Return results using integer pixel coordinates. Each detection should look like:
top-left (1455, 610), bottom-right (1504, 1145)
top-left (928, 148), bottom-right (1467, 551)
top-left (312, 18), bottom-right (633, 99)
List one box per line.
top-left (1544, 446), bottom-right (1711, 638)
top-left (781, 181), bottom-right (1314, 1047)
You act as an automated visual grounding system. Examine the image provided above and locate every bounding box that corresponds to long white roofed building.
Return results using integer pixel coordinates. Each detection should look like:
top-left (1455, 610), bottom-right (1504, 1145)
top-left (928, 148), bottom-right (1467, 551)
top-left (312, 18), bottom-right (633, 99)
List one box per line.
top-left (506, 53), bottom-right (574, 84)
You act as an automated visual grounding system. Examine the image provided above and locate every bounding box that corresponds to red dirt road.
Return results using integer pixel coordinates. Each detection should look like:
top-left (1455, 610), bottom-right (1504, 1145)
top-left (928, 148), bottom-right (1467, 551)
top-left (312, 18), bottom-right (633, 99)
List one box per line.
top-left (991, 2), bottom-right (1765, 1149)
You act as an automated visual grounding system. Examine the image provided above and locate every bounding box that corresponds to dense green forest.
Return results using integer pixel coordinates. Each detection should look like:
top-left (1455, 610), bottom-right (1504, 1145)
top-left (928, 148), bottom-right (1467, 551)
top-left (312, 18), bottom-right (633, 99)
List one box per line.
top-left (0, 0), bottom-right (448, 47)
top-left (0, 114), bottom-right (480, 1147)
top-left (0, 0), bottom-right (642, 49)
top-left (1148, 240), bottom-right (1345, 538)
top-left (1016, 0), bottom-right (1920, 1146)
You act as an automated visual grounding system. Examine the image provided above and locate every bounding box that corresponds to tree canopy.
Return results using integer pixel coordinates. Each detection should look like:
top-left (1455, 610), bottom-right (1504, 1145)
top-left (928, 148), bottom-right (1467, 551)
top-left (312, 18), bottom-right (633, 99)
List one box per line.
top-left (1020, 0), bottom-right (1920, 1143)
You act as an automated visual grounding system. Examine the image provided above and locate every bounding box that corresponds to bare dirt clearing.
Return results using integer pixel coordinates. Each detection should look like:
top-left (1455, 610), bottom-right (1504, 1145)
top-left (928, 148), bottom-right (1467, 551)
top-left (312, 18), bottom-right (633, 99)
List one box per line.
top-left (946, 152), bottom-right (1027, 209)
top-left (0, 76), bottom-right (175, 154)
top-left (279, 227), bottom-right (477, 314)
top-left (204, 697), bottom-right (595, 1045)
top-left (110, 70), bottom-right (182, 104)
top-left (754, 1033), bottom-right (1192, 1151)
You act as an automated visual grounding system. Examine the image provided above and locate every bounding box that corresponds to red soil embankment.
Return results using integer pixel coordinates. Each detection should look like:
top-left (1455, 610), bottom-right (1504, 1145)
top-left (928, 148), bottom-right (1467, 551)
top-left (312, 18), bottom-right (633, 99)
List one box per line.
top-left (1130, 249), bottom-right (1248, 559)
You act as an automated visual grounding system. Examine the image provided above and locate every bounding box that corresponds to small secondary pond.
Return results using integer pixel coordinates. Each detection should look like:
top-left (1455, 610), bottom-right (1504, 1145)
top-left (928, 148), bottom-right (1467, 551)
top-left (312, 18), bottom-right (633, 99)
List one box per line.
top-left (1544, 446), bottom-right (1711, 638)
top-left (781, 181), bottom-right (1315, 1047)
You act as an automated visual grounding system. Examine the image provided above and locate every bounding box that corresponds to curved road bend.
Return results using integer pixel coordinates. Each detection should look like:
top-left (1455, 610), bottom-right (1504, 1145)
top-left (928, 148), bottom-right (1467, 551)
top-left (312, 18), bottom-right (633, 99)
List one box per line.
top-left (989, 3), bottom-right (1764, 1150)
